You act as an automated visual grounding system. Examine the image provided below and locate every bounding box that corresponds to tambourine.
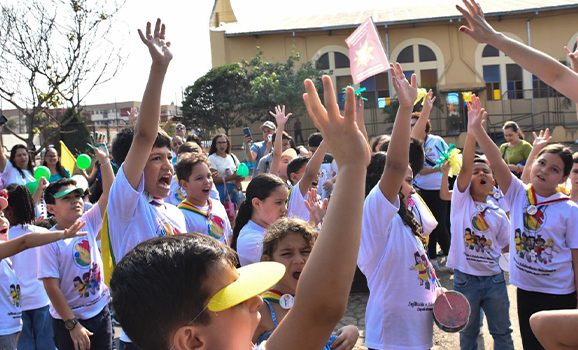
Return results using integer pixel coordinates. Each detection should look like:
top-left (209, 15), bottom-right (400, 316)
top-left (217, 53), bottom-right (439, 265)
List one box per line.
top-left (433, 290), bottom-right (471, 333)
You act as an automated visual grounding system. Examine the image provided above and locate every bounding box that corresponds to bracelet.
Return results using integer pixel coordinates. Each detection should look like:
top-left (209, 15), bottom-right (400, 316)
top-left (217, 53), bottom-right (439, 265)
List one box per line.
top-left (100, 160), bottom-right (110, 167)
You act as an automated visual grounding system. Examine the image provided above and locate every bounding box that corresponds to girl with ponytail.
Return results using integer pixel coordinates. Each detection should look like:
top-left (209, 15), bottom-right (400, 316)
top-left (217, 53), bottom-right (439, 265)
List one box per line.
top-left (232, 173), bottom-right (287, 265)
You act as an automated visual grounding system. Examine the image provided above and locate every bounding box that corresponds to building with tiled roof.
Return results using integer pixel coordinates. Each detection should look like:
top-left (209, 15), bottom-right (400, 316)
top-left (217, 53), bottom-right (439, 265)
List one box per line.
top-left (210, 0), bottom-right (578, 144)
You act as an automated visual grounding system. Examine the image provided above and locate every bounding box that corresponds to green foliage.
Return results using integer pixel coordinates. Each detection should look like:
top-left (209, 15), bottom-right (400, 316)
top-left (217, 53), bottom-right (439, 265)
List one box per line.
top-left (182, 49), bottom-right (324, 136)
top-left (181, 64), bottom-right (251, 137)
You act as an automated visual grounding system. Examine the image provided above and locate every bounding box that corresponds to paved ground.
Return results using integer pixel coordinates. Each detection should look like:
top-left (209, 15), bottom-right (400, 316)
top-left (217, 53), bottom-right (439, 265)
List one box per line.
top-left (339, 267), bottom-right (523, 350)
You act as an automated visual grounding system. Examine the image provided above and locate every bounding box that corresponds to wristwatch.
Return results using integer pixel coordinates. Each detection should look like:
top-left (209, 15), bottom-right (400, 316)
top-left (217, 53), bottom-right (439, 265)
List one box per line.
top-left (64, 318), bottom-right (79, 331)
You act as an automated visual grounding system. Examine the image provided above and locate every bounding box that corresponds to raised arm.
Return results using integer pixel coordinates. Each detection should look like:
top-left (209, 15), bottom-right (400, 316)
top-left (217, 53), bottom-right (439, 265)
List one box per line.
top-left (95, 148), bottom-right (115, 218)
top-left (298, 141), bottom-right (328, 197)
top-left (440, 163), bottom-right (452, 201)
top-left (457, 0), bottom-right (578, 102)
top-left (521, 129), bottom-right (551, 184)
top-left (122, 19), bottom-right (173, 190)
top-left (269, 105), bottom-right (292, 177)
top-left (410, 89), bottom-right (435, 143)
top-left (0, 125), bottom-right (7, 172)
top-left (565, 40), bottom-right (578, 120)
top-left (267, 75), bottom-right (370, 350)
top-left (456, 95), bottom-right (481, 192)
top-left (0, 221), bottom-right (85, 259)
top-left (379, 63), bottom-right (417, 202)
top-left (467, 96), bottom-right (513, 194)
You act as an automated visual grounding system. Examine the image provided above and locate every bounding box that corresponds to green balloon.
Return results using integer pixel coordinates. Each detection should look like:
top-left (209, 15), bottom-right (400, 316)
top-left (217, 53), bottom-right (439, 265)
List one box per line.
top-left (25, 180), bottom-right (39, 194)
top-left (236, 163), bottom-right (249, 177)
top-left (76, 154), bottom-right (92, 170)
top-left (34, 166), bottom-right (50, 181)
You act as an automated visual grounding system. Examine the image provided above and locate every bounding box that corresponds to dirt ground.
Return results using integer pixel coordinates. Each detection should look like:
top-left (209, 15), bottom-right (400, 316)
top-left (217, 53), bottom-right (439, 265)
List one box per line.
top-left (340, 268), bottom-right (523, 350)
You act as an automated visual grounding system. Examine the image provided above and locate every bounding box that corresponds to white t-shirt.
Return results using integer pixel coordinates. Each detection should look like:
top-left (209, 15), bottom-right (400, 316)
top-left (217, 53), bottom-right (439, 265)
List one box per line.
top-left (208, 153), bottom-right (239, 177)
top-left (237, 220), bottom-right (267, 266)
top-left (107, 165), bottom-right (187, 263)
top-left (317, 155), bottom-right (338, 199)
top-left (167, 175), bottom-right (220, 206)
top-left (38, 205), bottom-right (109, 319)
top-left (179, 199), bottom-right (232, 245)
top-left (358, 186), bottom-right (436, 350)
top-left (0, 258), bottom-right (22, 336)
top-left (505, 176), bottom-right (578, 294)
top-left (287, 180), bottom-right (310, 222)
top-left (488, 186), bottom-right (510, 213)
top-left (0, 161), bottom-right (34, 188)
top-left (446, 183), bottom-right (510, 276)
top-left (409, 193), bottom-right (438, 236)
top-left (7, 224), bottom-right (51, 311)
top-left (413, 135), bottom-right (448, 190)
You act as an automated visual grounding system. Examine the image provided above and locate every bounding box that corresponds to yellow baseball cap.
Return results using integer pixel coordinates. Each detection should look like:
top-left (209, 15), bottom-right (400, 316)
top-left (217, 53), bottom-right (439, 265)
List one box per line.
top-left (207, 262), bottom-right (285, 312)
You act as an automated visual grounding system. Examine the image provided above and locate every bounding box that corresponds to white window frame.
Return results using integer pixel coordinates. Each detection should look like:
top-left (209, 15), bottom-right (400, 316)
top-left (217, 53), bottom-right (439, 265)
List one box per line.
top-left (390, 38), bottom-right (446, 88)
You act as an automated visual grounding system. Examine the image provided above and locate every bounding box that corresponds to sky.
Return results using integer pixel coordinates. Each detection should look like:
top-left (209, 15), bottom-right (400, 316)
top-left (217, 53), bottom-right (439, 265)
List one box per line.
top-left (82, 0), bottom-right (397, 106)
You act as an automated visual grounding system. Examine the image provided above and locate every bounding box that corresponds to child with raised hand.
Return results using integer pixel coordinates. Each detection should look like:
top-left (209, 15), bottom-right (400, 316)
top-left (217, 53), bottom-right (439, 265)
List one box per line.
top-left (254, 218), bottom-right (359, 349)
top-left (358, 63), bottom-right (440, 350)
top-left (446, 95), bottom-right (514, 350)
top-left (467, 88), bottom-right (578, 350)
top-left (175, 152), bottom-right (232, 245)
top-left (0, 190), bottom-right (86, 350)
top-left (232, 174), bottom-right (288, 265)
top-left (268, 105), bottom-right (292, 179)
top-left (38, 145), bottom-right (114, 350)
top-left (286, 140), bottom-right (328, 222)
top-left (457, 0), bottom-right (578, 102)
top-left (108, 74), bottom-right (370, 350)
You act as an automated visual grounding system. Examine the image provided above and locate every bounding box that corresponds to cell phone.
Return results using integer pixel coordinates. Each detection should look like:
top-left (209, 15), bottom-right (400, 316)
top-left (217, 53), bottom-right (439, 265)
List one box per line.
top-left (242, 127), bottom-right (252, 139)
top-left (0, 115), bottom-right (7, 126)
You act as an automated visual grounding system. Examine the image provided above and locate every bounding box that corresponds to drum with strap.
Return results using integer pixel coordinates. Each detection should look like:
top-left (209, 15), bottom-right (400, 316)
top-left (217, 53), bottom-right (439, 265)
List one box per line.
top-left (433, 290), bottom-right (471, 332)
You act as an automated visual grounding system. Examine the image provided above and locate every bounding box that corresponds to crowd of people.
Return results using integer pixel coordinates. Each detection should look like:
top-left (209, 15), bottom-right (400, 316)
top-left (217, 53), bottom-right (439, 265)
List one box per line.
top-left (1, 1), bottom-right (578, 350)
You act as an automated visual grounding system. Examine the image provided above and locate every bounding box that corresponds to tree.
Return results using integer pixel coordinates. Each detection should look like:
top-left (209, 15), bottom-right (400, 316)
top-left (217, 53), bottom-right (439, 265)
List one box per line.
top-left (181, 64), bottom-right (251, 137)
top-left (0, 0), bottom-right (125, 152)
top-left (242, 50), bottom-right (323, 121)
top-left (181, 50), bottom-right (323, 136)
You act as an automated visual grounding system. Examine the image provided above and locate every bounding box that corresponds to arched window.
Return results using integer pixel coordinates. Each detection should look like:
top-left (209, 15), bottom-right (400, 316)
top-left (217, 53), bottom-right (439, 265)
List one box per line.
top-left (475, 35), bottom-right (531, 100)
top-left (390, 40), bottom-right (444, 89)
top-left (312, 46), bottom-right (352, 109)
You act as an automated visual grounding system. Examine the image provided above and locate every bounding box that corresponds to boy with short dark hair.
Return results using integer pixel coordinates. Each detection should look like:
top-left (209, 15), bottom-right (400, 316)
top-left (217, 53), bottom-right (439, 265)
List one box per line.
top-left (104, 19), bottom-right (186, 349)
top-left (38, 148), bottom-right (113, 350)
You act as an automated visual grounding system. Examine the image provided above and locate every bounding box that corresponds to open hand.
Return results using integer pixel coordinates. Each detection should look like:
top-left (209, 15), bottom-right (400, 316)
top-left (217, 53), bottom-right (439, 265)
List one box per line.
top-left (269, 105), bottom-right (292, 127)
top-left (531, 129), bottom-right (551, 151)
top-left (304, 187), bottom-right (328, 227)
top-left (138, 18), bottom-right (173, 66)
top-left (63, 221), bottom-right (87, 239)
top-left (467, 95), bottom-right (487, 132)
top-left (421, 89), bottom-right (436, 114)
top-left (564, 38), bottom-right (578, 72)
top-left (456, 0), bottom-right (499, 44)
top-left (390, 63), bottom-right (417, 108)
top-left (303, 76), bottom-right (370, 168)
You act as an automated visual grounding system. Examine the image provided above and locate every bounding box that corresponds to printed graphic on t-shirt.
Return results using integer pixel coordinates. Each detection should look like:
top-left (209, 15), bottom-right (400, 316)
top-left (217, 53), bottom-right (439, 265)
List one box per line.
top-left (523, 205), bottom-right (545, 232)
top-left (464, 226), bottom-right (493, 254)
top-left (209, 216), bottom-right (225, 240)
top-left (10, 284), bottom-right (20, 307)
top-left (73, 238), bottom-right (91, 267)
top-left (411, 251), bottom-right (437, 290)
top-left (156, 220), bottom-right (181, 237)
top-left (73, 262), bottom-right (101, 298)
top-left (514, 228), bottom-right (557, 265)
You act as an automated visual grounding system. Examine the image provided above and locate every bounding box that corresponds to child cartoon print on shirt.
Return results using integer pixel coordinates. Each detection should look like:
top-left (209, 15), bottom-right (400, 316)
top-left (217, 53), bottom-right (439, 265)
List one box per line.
top-left (73, 238), bottom-right (91, 268)
top-left (155, 219), bottom-right (182, 238)
top-left (411, 252), bottom-right (437, 291)
top-left (73, 262), bottom-right (102, 298)
top-left (9, 283), bottom-right (20, 307)
top-left (463, 228), bottom-right (493, 253)
top-left (515, 231), bottom-right (558, 264)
